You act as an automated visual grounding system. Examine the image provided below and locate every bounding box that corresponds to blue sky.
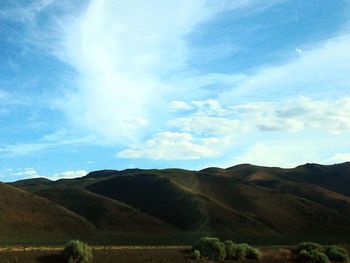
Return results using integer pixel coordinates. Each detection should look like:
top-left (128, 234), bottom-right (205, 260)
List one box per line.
top-left (1, 0), bottom-right (350, 181)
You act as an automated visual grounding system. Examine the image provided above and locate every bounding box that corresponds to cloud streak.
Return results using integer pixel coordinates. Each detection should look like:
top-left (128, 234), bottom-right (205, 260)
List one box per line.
top-left (58, 0), bottom-right (280, 144)
top-left (220, 33), bottom-right (350, 102)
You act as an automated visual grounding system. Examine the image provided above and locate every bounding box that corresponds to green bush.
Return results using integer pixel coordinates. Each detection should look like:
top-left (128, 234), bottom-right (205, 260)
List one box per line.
top-left (193, 237), bottom-right (226, 261)
top-left (191, 250), bottom-right (201, 260)
top-left (211, 241), bottom-right (226, 261)
top-left (234, 244), bottom-right (248, 260)
top-left (296, 242), bottom-right (323, 253)
top-left (224, 240), bottom-right (236, 259)
top-left (224, 241), bottom-right (261, 260)
top-left (246, 246), bottom-right (262, 260)
top-left (297, 249), bottom-right (330, 263)
top-left (194, 237), bottom-right (261, 261)
top-left (325, 245), bottom-right (349, 263)
top-left (63, 240), bottom-right (93, 263)
top-left (193, 236), bottom-right (219, 257)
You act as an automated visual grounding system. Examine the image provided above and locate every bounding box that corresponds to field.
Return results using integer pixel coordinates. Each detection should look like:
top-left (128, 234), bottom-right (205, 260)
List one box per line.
top-left (0, 246), bottom-right (295, 263)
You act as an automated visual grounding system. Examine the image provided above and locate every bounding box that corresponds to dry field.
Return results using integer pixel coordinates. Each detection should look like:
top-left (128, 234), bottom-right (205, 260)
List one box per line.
top-left (0, 246), bottom-right (295, 263)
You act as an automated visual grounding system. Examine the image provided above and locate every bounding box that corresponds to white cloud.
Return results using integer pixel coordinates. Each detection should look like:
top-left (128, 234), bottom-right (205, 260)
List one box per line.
top-left (12, 168), bottom-right (87, 181)
top-left (325, 153), bottom-right (350, 164)
top-left (3, 0), bottom-right (348, 169)
top-left (169, 101), bottom-right (193, 111)
top-left (49, 170), bottom-right (87, 180)
top-left (169, 99), bottom-right (246, 136)
top-left (14, 168), bottom-right (40, 178)
top-left (227, 142), bottom-right (313, 168)
top-left (56, 0), bottom-right (282, 144)
top-left (192, 99), bottom-right (227, 116)
top-left (58, 0), bottom-right (216, 143)
top-left (295, 48), bottom-right (303, 55)
top-left (118, 96), bottom-right (350, 162)
top-left (117, 131), bottom-right (220, 160)
top-left (169, 116), bottom-right (243, 136)
top-left (172, 96), bottom-right (350, 138)
top-left (234, 96), bottom-right (350, 134)
top-left (225, 137), bottom-right (347, 168)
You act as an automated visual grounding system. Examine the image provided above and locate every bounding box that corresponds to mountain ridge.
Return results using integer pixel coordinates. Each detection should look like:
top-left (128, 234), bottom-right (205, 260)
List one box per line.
top-left (4, 162), bottom-right (350, 244)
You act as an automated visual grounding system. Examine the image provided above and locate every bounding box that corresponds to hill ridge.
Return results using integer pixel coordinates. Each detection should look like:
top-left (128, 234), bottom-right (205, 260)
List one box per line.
top-left (5, 162), bottom-right (350, 243)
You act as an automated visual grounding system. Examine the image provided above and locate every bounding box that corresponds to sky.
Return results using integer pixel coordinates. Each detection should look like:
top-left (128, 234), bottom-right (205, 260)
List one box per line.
top-left (0, 0), bottom-right (350, 181)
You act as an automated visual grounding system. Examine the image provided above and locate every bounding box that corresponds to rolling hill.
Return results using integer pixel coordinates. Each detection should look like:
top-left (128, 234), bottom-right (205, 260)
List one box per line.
top-left (6, 162), bottom-right (350, 244)
top-left (0, 182), bottom-right (96, 244)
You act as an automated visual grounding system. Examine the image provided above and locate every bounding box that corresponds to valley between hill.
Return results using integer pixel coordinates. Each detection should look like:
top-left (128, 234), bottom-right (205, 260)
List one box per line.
top-left (2, 162), bottom-right (350, 245)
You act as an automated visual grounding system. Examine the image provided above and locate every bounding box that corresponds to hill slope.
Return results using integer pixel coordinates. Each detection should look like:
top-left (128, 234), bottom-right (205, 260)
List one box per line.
top-left (0, 183), bottom-right (96, 243)
top-left (8, 162), bottom-right (350, 242)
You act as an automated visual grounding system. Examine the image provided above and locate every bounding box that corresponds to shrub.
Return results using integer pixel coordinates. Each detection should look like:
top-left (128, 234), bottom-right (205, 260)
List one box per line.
top-left (246, 246), bottom-right (262, 260)
top-left (325, 245), bottom-right (349, 263)
top-left (63, 240), bottom-right (93, 263)
top-left (224, 241), bottom-right (261, 261)
top-left (224, 240), bottom-right (236, 259)
top-left (211, 241), bottom-right (226, 261)
top-left (234, 243), bottom-right (249, 260)
top-left (296, 242), bottom-right (323, 253)
top-left (297, 249), bottom-right (330, 263)
top-left (191, 250), bottom-right (201, 260)
top-left (193, 237), bottom-right (226, 261)
top-left (193, 236), bottom-right (220, 257)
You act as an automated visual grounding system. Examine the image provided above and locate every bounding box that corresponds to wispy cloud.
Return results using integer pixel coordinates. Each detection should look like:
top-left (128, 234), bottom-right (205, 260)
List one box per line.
top-left (56, 0), bottom-right (283, 144)
top-left (0, 0), bottom-right (58, 23)
top-left (220, 33), bottom-right (350, 102)
top-left (0, 130), bottom-right (94, 156)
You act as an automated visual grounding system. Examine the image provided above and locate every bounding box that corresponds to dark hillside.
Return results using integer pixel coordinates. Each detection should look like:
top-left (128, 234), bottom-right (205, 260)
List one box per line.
top-left (0, 183), bottom-right (95, 242)
top-left (7, 162), bottom-right (350, 243)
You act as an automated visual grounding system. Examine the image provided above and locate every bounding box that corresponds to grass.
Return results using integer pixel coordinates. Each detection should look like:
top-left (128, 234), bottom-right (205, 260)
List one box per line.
top-left (0, 245), bottom-right (348, 262)
top-left (0, 246), bottom-right (292, 263)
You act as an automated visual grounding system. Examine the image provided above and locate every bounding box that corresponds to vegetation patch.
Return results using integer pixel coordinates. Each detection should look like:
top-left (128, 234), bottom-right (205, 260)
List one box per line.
top-left (295, 242), bottom-right (349, 263)
top-left (325, 245), bottom-right (349, 263)
top-left (192, 236), bottom-right (261, 261)
top-left (297, 249), bottom-right (330, 263)
top-left (63, 240), bottom-right (93, 263)
top-left (190, 249), bottom-right (201, 260)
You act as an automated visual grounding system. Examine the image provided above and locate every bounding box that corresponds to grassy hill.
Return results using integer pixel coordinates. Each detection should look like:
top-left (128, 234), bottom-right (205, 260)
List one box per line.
top-left (0, 183), bottom-right (96, 244)
top-left (6, 162), bottom-right (350, 244)
top-left (26, 187), bottom-right (175, 235)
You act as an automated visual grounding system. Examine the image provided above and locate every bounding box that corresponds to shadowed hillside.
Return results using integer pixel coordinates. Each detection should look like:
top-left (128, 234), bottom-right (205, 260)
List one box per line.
top-left (26, 187), bottom-right (175, 234)
top-left (0, 183), bottom-right (96, 243)
top-left (7, 162), bottom-right (350, 243)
